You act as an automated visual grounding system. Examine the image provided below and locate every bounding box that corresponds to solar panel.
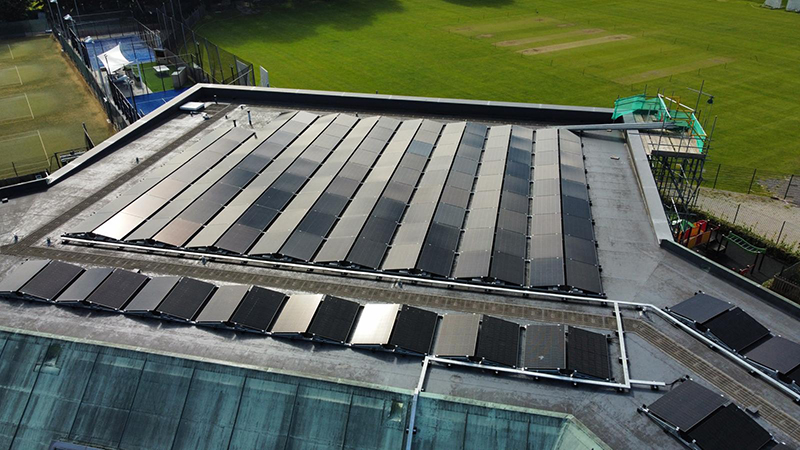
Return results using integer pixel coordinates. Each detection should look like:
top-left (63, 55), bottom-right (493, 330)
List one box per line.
top-left (350, 303), bottom-right (401, 346)
top-left (687, 405), bottom-right (772, 450)
top-left (475, 316), bottom-right (520, 367)
top-left (155, 277), bottom-right (216, 321)
top-left (418, 245), bottom-right (455, 277)
top-left (388, 305), bottom-right (438, 355)
top-left (347, 238), bottom-right (388, 269)
top-left (19, 261), bottom-right (84, 301)
top-left (194, 284), bottom-right (250, 325)
top-left (523, 324), bottom-right (566, 370)
top-left (0, 259), bottom-right (50, 294)
top-left (564, 236), bottom-right (598, 265)
top-left (124, 276), bottom-right (180, 314)
top-left (562, 215), bottom-right (594, 241)
top-left (215, 224), bottom-right (262, 254)
top-left (84, 269), bottom-right (148, 311)
top-left (647, 380), bottom-right (727, 431)
top-left (54, 268), bottom-right (114, 304)
top-left (567, 327), bottom-right (610, 379)
top-left (743, 336), bottom-right (800, 375)
top-left (490, 252), bottom-right (525, 285)
top-left (668, 293), bottom-right (733, 325)
top-left (271, 293), bottom-right (323, 335)
top-left (307, 296), bottom-right (360, 343)
top-left (229, 286), bottom-right (287, 333)
top-left (704, 307), bottom-right (770, 352)
top-left (433, 313), bottom-right (480, 358)
top-left (530, 257), bottom-right (564, 287)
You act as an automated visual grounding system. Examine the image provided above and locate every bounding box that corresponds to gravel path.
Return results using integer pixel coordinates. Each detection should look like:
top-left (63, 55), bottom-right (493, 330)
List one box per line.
top-left (695, 188), bottom-right (800, 249)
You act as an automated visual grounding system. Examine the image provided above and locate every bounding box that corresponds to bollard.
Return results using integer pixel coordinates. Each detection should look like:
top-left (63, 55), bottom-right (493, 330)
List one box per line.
top-left (214, 95), bottom-right (218, 104)
top-left (233, 119), bottom-right (237, 127)
top-left (46, 237), bottom-right (51, 247)
top-left (248, 110), bottom-right (252, 127)
top-left (201, 256), bottom-right (207, 265)
top-left (135, 157), bottom-right (139, 164)
top-left (13, 234), bottom-right (18, 244)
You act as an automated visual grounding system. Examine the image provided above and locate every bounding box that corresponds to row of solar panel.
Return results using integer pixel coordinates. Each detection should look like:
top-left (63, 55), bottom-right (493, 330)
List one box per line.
top-left (645, 380), bottom-right (789, 450)
top-left (69, 113), bottom-right (603, 294)
top-left (0, 259), bottom-right (611, 378)
top-left (668, 293), bottom-right (800, 387)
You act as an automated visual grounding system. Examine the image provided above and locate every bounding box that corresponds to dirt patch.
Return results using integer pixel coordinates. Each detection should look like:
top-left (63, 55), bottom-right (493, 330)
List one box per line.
top-left (615, 57), bottom-right (734, 84)
top-left (518, 34), bottom-right (632, 55)
top-left (494, 28), bottom-right (604, 47)
top-left (476, 34), bottom-right (494, 39)
top-left (557, 23), bottom-right (575, 28)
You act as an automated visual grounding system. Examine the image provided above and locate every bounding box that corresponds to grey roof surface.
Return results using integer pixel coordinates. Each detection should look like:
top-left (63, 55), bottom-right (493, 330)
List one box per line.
top-left (0, 92), bottom-right (799, 449)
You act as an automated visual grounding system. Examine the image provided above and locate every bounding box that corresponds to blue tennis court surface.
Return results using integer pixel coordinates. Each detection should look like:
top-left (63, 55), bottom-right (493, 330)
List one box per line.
top-left (85, 35), bottom-right (154, 71)
top-left (133, 88), bottom-right (189, 116)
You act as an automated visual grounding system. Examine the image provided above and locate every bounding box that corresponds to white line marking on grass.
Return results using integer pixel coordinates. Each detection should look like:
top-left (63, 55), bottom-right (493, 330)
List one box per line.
top-left (37, 130), bottom-right (48, 161)
top-left (15, 66), bottom-right (22, 85)
top-left (7, 44), bottom-right (13, 60)
top-left (0, 130), bottom-right (39, 144)
top-left (24, 93), bottom-right (34, 119)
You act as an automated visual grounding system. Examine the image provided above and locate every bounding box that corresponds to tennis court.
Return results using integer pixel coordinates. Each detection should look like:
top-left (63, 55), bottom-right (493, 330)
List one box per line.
top-left (132, 88), bottom-right (188, 116)
top-left (0, 35), bottom-right (114, 181)
top-left (84, 35), bottom-right (155, 71)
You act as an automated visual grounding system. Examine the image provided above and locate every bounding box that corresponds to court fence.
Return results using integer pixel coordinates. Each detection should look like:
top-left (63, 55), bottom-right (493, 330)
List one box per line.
top-left (0, 125), bottom-right (94, 185)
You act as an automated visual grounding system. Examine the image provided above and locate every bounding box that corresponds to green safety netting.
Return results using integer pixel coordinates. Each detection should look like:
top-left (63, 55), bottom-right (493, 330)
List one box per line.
top-left (613, 94), bottom-right (708, 153)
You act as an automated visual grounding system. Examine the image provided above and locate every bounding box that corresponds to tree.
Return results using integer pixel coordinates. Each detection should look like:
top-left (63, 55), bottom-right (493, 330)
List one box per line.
top-left (0, 0), bottom-right (38, 22)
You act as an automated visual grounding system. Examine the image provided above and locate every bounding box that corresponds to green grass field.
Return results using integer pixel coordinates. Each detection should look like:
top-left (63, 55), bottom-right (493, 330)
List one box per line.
top-left (197, 0), bottom-right (800, 176)
top-left (0, 36), bottom-right (114, 180)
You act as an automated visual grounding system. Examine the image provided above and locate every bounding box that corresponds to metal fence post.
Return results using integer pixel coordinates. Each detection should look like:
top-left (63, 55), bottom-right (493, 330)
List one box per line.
top-left (747, 169), bottom-right (757, 194)
top-left (785, 174), bottom-right (794, 200)
top-left (12, 162), bottom-right (18, 177)
top-left (733, 204), bottom-right (741, 224)
top-left (776, 221), bottom-right (786, 245)
top-left (712, 163), bottom-right (721, 190)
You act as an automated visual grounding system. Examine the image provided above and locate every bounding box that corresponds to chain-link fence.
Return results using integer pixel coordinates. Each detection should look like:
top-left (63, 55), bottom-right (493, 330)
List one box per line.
top-left (702, 161), bottom-right (799, 203)
top-left (0, 125), bottom-right (95, 185)
top-left (695, 192), bottom-right (800, 250)
top-left (155, 7), bottom-right (255, 86)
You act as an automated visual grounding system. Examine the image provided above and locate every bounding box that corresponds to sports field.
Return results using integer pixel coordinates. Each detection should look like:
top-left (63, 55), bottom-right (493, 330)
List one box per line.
top-left (0, 36), bottom-right (114, 179)
top-left (197, 0), bottom-right (800, 174)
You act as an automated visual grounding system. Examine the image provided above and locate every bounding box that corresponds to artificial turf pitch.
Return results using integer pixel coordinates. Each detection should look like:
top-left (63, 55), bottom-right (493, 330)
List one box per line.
top-left (0, 36), bottom-right (114, 179)
top-left (197, 0), bottom-right (800, 179)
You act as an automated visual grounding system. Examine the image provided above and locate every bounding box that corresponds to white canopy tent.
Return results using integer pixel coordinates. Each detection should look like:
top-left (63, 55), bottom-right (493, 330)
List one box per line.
top-left (97, 44), bottom-right (131, 74)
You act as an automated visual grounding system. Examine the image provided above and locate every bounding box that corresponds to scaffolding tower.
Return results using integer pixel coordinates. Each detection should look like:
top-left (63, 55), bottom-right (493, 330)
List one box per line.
top-left (613, 92), bottom-right (715, 229)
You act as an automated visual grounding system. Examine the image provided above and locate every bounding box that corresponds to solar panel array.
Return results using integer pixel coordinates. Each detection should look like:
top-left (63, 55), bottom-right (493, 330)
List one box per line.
top-left (68, 112), bottom-right (604, 295)
top-left (2, 260), bottom-right (616, 378)
top-left (645, 380), bottom-right (784, 450)
top-left (669, 293), bottom-right (800, 392)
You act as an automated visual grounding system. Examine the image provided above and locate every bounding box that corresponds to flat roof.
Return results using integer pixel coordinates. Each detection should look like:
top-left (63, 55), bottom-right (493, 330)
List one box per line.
top-left (0, 85), bottom-right (799, 448)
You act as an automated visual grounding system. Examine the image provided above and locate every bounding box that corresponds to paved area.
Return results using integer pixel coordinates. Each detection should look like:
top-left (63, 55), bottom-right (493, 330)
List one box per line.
top-left (0, 104), bottom-right (799, 448)
top-left (696, 188), bottom-right (800, 248)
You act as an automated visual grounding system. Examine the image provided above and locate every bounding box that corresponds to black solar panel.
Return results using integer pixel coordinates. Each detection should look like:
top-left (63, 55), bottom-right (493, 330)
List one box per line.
top-left (389, 305), bottom-right (438, 355)
top-left (433, 204), bottom-right (466, 229)
top-left (567, 327), bottom-right (610, 379)
top-left (361, 216), bottom-right (399, 243)
top-left (743, 336), bottom-right (800, 375)
top-left (647, 380), bottom-right (727, 431)
top-left (307, 296), bottom-right (360, 343)
top-left (237, 205), bottom-right (280, 230)
top-left (687, 405), bottom-right (772, 450)
top-left (562, 215), bottom-right (594, 241)
top-left (524, 324), bottom-right (566, 370)
top-left (530, 257), bottom-right (564, 287)
top-left (54, 268), bottom-right (114, 304)
top-left (704, 307), bottom-right (770, 352)
top-left (418, 245), bottom-right (455, 277)
top-left (124, 276), bottom-right (180, 314)
top-left (155, 277), bottom-right (216, 321)
top-left (489, 252), bottom-right (525, 286)
top-left (280, 231), bottom-right (325, 261)
top-left (313, 193), bottom-right (350, 215)
top-left (216, 224), bottom-right (262, 254)
top-left (85, 269), bottom-right (148, 311)
top-left (347, 238), bottom-right (388, 269)
top-left (561, 196), bottom-right (591, 219)
top-left (19, 261), bottom-right (84, 301)
top-left (564, 236), bottom-right (598, 265)
top-left (475, 316), bottom-right (520, 367)
top-left (669, 293), bottom-right (732, 325)
top-left (229, 286), bottom-right (287, 332)
top-left (297, 211), bottom-right (338, 237)
top-left (0, 259), bottom-right (50, 294)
